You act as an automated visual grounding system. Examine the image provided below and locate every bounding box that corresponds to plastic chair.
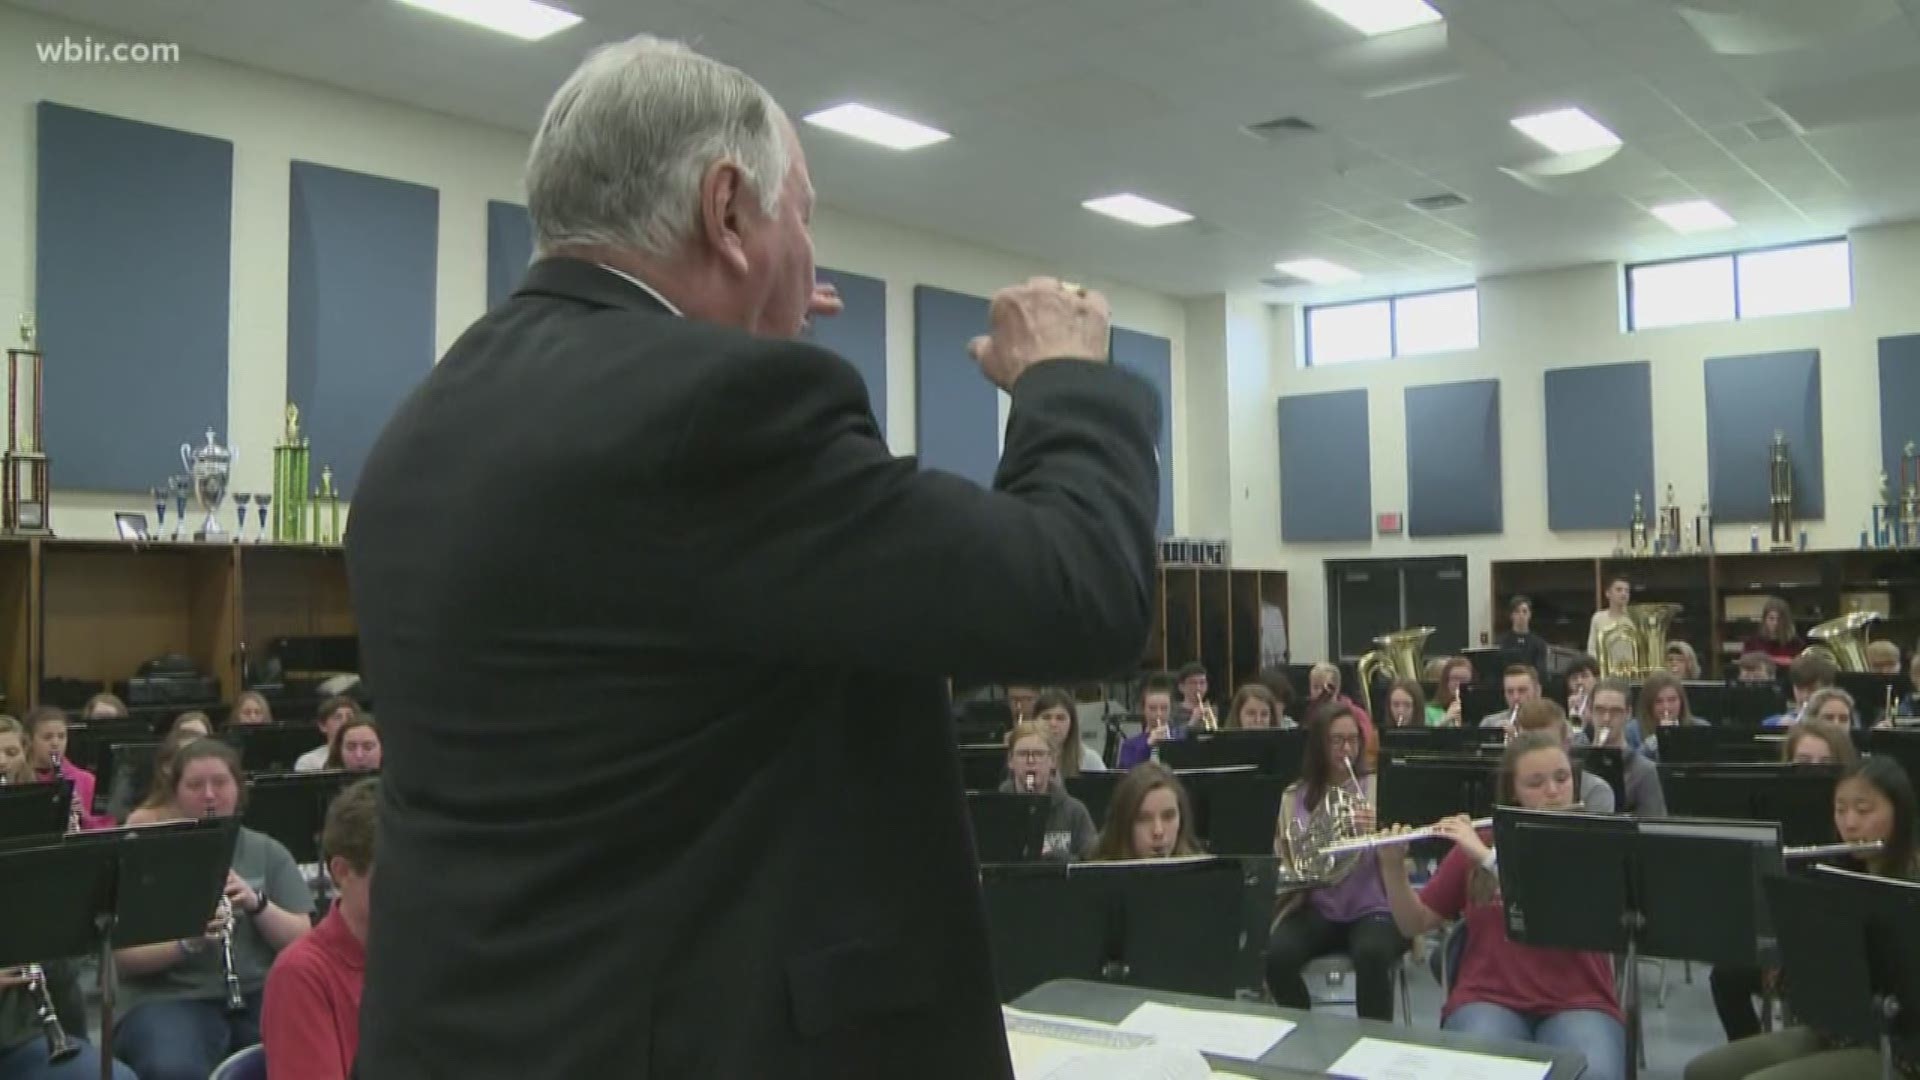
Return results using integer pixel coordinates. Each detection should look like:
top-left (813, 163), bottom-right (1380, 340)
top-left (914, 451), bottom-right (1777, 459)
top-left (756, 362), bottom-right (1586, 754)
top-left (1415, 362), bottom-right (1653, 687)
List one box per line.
top-left (1301, 951), bottom-right (1415, 1025)
top-left (210, 1044), bottom-right (266, 1080)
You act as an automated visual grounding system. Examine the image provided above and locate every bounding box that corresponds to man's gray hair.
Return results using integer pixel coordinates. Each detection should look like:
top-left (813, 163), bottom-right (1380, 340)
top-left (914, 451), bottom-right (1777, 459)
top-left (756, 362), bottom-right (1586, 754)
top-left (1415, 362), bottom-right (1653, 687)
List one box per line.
top-left (526, 35), bottom-right (789, 260)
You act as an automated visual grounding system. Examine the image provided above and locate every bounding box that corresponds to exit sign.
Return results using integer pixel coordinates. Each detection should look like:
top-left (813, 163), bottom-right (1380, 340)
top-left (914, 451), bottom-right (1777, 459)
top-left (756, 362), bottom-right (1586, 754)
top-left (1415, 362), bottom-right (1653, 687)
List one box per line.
top-left (1377, 512), bottom-right (1403, 535)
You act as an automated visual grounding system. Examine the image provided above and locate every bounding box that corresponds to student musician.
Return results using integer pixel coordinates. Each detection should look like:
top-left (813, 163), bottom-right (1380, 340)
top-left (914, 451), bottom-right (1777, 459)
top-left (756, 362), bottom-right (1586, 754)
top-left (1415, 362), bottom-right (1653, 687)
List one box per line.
top-left (1479, 665), bottom-right (1540, 730)
top-left (1666, 641), bottom-right (1702, 680)
top-left (1763, 653), bottom-right (1840, 728)
top-left (22, 710), bottom-right (111, 831)
top-left (1498, 594), bottom-right (1551, 676)
top-left (1781, 719), bottom-right (1857, 767)
top-left (1227, 683), bottom-right (1293, 730)
top-left (1741, 596), bottom-right (1804, 669)
top-left (1090, 763), bottom-right (1202, 861)
top-left (0, 959), bottom-right (136, 1080)
top-left (262, 778), bottom-right (379, 1080)
top-left (1564, 654), bottom-right (1600, 727)
top-left (1116, 677), bottom-right (1179, 769)
top-left (1512, 701), bottom-right (1611, 812)
top-left (1581, 681), bottom-right (1668, 817)
top-left (1587, 575), bottom-right (1633, 664)
top-left (1000, 721), bottom-right (1097, 862)
top-left (1308, 662), bottom-right (1375, 741)
top-left (111, 740), bottom-right (314, 1080)
top-left (119, 729), bottom-right (207, 826)
top-left (1432, 657), bottom-right (1474, 727)
top-left (0, 717), bottom-right (30, 785)
top-left (1004, 685), bottom-right (1040, 725)
top-left (1377, 732), bottom-right (1626, 1080)
top-left (1264, 703), bottom-right (1408, 1022)
top-left (229, 691), bottom-right (275, 728)
top-left (1383, 678), bottom-right (1429, 730)
top-left (1173, 661), bottom-right (1210, 730)
top-left (1865, 640), bottom-right (1902, 676)
top-left (79, 693), bottom-right (129, 722)
top-left (295, 697), bottom-right (362, 773)
top-left (324, 715), bottom-right (382, 773)
top-left (170, 712), bottom-right (213, 738)
top-left (1690, 756), bottom-right (1919, 1077)
top-left (1627, 672), bottom-right (1708, 756)
top-left (1734, 652), bottom-right (1778, 684)
top-left (1032, 689), bottom-right (1104, 776)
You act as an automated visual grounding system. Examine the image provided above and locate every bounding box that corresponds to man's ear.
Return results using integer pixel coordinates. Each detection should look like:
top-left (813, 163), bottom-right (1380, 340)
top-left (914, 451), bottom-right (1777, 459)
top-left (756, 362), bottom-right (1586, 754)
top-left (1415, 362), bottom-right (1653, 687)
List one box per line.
top-left (698, 160), bottom-right (752, 276)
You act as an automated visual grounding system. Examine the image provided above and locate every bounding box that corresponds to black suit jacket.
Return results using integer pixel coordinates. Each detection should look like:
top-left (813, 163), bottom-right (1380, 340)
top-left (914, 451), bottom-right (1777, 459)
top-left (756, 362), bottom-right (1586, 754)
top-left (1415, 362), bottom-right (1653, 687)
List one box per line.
top-left (345, 258), bottom-right (1161, 1079)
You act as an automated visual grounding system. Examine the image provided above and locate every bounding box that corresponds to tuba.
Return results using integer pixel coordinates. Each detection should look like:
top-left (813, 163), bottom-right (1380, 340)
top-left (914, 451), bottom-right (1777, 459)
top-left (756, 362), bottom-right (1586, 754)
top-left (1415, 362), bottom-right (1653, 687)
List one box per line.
top-left (1596, 603), bottom-right (1682, 679)
top-left (1355, 627), bottom-right (1434, 721)
top-left (1800, 611), bottom-right (1881, 671)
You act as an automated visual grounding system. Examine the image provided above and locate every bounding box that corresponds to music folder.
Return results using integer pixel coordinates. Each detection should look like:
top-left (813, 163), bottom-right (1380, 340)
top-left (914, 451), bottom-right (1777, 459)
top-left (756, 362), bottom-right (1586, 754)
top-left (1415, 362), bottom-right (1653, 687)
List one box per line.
top-left (0, 779), bottom-right (72, 844)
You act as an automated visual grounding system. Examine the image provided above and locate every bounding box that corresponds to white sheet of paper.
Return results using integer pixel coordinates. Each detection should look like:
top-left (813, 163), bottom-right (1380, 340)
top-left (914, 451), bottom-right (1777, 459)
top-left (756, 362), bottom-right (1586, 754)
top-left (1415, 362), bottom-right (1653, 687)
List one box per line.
top-left (1003, 1007), bottom-right (1214, 1080)
top-left (1325, 1037), bottom-right (1552, 1080)
top-left (1115, 1001), bottom-right (1294, 1061)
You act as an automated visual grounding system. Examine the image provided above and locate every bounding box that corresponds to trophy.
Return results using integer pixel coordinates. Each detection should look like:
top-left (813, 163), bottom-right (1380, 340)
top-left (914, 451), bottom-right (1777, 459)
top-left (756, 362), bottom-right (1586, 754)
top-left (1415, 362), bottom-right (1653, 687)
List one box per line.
top-left (1873, 471), bottom-right (1895, 549)
top-left (179, 428), bottom-right (235, 541)
top-left (233, 493), bottom-right (252, 542)
top-left (1695, 498), bottom-right (1713, 553)
top-left (2, 314), bottom-right (50, 535)
top-left (1657, 482), bottom-right (1682, 555)
top-left (1629, 491), bottom-right (1648, 555)
top-left (273, 404), bottom-right (311, 542)
top-left (168, 475), bottom-right (191, 541)
top-left (256, 492), bottom-right (272, 538)
top-left (152, 486), bottom-right (167, 535)
top-left (311, 465), bottom-right (342, 545)
top-left (1767, 430), bottom-right (1795, 552)
top-left (1901, 441), bottom-right (1920, 550)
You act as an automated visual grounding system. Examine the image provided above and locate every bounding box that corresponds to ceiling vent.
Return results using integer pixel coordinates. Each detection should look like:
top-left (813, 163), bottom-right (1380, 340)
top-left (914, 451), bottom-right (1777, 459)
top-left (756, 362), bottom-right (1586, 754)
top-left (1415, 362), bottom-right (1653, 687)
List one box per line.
top-left (1408, 192), bottom-right (1469, 211)
top-left (1244, 116), bottom-right (1320, 142)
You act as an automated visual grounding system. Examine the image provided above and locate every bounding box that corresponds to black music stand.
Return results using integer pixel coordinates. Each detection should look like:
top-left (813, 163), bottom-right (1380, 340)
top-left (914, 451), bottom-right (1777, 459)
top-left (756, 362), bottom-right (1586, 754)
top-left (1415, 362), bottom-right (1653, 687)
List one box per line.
top-left (1065, 773), bottom-right (1123, 834)
top-left (1653, 725), bottom-right (1774, 764)
top-left (959, 745), bottom-right (1006, 792)
top-left (244, 770), bottom-right (361, 864)
top-left (1379, 726), bottom-right (1502, 756)
top-left (1684, 681), bottom-right (1726, 725)
top-left (1862, 730), bottom-right (1920, 793)
top-left (99, 741), bottom-right (160, 819)
top-left (1839, 673), bottom-right (1905, 725)
top-left (1765, 867), bottom-right (1920, 1079)
top-left (1160, 729), bottom-right (1304, 778)
top-left (61, 720), bottom-right (153, 774)
top-left (1196, 770), bottom-right (1287, 856)
top-left (967, 791), bottom-right (1049, 863)
top-left (1724, 683), bottom-right (1788, 728)
top-left (1660, 763), bottom-right (1837, 846)
top-left (224, 724), bottom-right (326, 775)
top-left (0, 779), bottom-right (70, 842)
top-left (0, 818), bottom-right (238, 1080)
top-left (1575, 746), bottom-right (1626, 809)
top-left (1377, 754), bottom-right (1496, 828)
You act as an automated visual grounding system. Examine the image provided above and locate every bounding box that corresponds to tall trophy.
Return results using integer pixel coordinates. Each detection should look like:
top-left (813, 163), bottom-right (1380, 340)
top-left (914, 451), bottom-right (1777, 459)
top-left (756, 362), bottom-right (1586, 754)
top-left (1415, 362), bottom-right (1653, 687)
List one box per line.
top-left (1873, 470), bottom-right (1895, 549)
top-left (1695, 498), bottom-right (1713, 553)
top-left (272, 404), bottom-right (311, 542)
top-left (3, 314), bottom-right (50, 535)
top-left (1658, 482), bottom-right (1682, 555)
top-left (1767, 430), bottom-right (1795, 552)
top-left (1630, 491), bottom-right (1648, 555)
top-left (179, 429), bottom-right (235, 541)
top-left (1901, 441), bottom-right (1920, 550)
top-left (311, 465), bottom-right (342, 545)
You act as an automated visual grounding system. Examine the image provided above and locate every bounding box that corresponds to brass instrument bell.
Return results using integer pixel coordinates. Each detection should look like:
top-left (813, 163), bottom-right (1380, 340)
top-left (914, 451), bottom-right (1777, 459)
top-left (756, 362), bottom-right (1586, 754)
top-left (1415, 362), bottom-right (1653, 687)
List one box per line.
top-left (1355, 627), bottom-right (1434, 721)
top-left (1596, 602), bottom-right (1682, 678)
top-left (1800, 611), bottom-right (1882, 672)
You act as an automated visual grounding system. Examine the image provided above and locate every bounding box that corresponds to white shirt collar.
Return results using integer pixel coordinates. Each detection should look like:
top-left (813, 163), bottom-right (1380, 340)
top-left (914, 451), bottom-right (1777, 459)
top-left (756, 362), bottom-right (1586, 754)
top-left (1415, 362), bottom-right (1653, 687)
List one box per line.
top-left (596, 264), bottom-right (684, 317)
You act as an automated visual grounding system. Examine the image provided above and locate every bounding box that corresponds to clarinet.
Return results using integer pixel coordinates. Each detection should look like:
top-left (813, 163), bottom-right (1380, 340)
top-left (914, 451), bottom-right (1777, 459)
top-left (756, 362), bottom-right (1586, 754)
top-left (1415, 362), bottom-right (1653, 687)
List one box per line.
top-left (22, 963), bottom-right (78, 1063)
top-left (48, 752), bottom-right (79, 833)
top-left (216, 893), bottom-right (246, 1015)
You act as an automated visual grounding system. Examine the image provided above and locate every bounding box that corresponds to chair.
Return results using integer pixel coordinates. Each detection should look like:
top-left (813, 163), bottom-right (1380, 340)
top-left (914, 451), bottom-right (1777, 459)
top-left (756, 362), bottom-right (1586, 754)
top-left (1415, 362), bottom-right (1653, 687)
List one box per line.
top-left (1300, 951), bottom-right (1415, 1025)
top-left (211, 1044), bottom-right (266, 1080)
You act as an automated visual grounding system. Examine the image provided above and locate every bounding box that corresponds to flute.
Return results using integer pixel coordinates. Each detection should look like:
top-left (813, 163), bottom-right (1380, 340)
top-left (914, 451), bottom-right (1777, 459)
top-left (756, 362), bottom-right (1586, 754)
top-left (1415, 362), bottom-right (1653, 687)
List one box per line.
top-left (1319, 802), bottom-right (1591, 858)
top-left (1783, 839), bottom-right (1883, 861)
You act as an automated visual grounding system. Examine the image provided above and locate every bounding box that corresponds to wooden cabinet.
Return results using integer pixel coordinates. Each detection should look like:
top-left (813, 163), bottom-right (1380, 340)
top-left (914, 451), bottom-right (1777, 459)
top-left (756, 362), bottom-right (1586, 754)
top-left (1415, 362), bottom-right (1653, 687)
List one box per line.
top-left (1146, 566), bottom-right (1288, 695)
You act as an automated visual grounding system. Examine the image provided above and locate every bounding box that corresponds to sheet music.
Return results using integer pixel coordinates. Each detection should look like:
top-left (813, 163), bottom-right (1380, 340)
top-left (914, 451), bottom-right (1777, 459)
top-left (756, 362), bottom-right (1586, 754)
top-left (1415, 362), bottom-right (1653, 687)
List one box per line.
top-left (1116, 1001), bottom-right (1293, 1061)
top-left (1003, 1007), bottom-right (1218, 1080)
top-left (1325, 1037), bottom-right (1551, 1080)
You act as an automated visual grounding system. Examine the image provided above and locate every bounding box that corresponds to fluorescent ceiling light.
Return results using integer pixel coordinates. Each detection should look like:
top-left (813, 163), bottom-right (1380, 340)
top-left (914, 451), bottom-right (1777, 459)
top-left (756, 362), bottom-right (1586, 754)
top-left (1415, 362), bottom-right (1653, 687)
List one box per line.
top-left (1082, 193), bottom-right (1194, 227)
top-left (394, 0), bottom-right (580, 40)
top-left (803, 104), bottom-right (950, 151)
top-left (1274, 258), bottom-right (1361, 284)
top-left (1510, 107), bottom-right (1622, 155)
top-left (1650, 199), bottom-right (1736, 233)
top-left (1309, 0), bottom-right (1443, 36)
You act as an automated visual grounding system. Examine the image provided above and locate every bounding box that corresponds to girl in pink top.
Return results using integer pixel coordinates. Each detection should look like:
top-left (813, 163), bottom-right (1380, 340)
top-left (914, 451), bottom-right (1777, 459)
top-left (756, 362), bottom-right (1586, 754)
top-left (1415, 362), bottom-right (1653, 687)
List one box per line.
top-left (1376, 732), bottom-right (1625, 1080)
top-left (25, 707), bottom-right (115, 830)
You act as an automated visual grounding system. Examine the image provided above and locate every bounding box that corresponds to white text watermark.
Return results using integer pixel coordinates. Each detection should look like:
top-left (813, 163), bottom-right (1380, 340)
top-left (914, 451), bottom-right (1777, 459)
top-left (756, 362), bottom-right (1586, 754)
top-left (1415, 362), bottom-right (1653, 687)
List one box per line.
top-left (36, 36), bottom-right (181, 64)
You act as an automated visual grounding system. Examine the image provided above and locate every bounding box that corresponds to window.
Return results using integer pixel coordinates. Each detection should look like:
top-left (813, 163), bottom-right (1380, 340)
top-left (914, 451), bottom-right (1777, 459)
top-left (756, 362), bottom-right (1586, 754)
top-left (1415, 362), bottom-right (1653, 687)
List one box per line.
top-left (1304, 287), bottom-right (1478, 366)
top-left (1626, 238), bottom-right (1850, 330)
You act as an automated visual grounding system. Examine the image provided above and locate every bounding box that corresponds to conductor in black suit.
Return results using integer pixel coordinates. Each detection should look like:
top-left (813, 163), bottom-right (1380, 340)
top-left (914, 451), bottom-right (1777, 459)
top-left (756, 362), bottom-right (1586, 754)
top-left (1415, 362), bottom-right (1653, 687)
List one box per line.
top-left (344, 33), bottom-right (1161, 1080)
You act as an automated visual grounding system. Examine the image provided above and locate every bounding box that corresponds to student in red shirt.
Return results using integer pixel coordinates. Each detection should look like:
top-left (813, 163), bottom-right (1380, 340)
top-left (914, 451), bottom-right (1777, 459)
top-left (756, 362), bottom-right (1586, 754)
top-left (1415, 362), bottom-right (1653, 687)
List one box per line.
top-left (1375, 732), bottom-right (1625, 1080)
top-left (263, 777), bottom-right (377, 1080)
top-left (24, 708), bottom-right (113, 830)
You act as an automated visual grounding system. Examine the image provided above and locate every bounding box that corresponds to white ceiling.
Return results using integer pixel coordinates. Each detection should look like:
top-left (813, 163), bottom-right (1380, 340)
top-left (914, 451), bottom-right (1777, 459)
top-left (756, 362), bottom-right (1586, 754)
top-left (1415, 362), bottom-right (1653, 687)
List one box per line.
top-left (16, 0), bottom-right (1920, 302)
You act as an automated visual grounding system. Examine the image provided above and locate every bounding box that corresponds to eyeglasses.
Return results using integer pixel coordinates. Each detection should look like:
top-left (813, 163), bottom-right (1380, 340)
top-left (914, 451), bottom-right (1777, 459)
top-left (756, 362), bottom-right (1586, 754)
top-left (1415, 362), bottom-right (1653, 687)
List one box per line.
top-left (1328, 733), bottom-right (1362, 749)
top-left (1012, 749), bottom-right (1052, 762)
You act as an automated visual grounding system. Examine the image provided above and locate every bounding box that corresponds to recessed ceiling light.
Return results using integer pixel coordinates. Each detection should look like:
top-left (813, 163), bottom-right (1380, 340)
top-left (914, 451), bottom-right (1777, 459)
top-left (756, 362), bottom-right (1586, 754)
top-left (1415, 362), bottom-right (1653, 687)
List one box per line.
top-left (393, 0), bottom-right (580, 41)
top-left (1082, 194), bottom-right (1194, 228)
top-left (802, 104), bottom-right (950, 151)
top-left (1650, 199), bottom-right (1736, 233)
top-left (1308, 0), bottom-right (1443, 36)
top-left (1274, 258), bottom-right (1361, 284)
top-left (1510, 107), bottom-right (1622, 155)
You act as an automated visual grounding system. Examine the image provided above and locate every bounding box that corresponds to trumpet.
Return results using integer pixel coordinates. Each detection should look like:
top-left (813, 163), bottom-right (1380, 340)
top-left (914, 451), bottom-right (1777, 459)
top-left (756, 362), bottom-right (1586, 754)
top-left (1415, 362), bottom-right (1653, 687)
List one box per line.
top-left (1783, 839), bottom-right (1884, 862)
top-left (216, 894), bottom-right (246, 1015)
top-left (22, 963), bottom-right (78, 1064)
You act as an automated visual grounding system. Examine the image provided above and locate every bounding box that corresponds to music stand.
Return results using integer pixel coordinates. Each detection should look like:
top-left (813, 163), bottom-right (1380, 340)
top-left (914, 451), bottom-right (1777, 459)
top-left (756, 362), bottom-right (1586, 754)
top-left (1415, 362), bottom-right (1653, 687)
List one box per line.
top-left (1065, 773), bottom-right (1123, 834)
top-left (1195, 770), bottom-right (1287, 856)
top-left (1660, 763), bottom-right (1837, 846)
top-left (1723, 683), bottom-right (1788, 728)
top-left (0, 779), bottom-right (70, 842)
top-left (1838, 673), bottom-right (1904, 724)
top-left (1160, 729), bottom-right (1304, 779)
top-left (1653, 726), bottom-right (1775, 764)
top-left (1377, 753), bottom-right (1496, 828)
top-left (244, 770), bottom-right (360, 864)
top-left (223, 724), bottom-right (326, 775)
top-left (967, 791), bottom-right (1050, 863)
top-left (1684, 681), bottom-right (1727, 725)
top-left (0, 818), bottom-right (238, 1080)
top-left (1379, 727), bottom-right (1501, 756)
top-left (1764, 867), bottom-right (1920, 1079)
top-left (1574, 746), bottom-right (1626, 808)
top-left (1070, 857), bottom-right (1249, 999)
top-left (1862, 730), bottom-right (1920, 794)
top-left (959, 745), bottom-right (1006, 792)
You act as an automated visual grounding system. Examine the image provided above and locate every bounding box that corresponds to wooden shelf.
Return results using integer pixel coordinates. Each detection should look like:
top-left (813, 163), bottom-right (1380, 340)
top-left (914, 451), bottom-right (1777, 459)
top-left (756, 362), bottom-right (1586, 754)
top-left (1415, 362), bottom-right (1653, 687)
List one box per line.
top-left (1145, 566), bottom-right (1288, 698)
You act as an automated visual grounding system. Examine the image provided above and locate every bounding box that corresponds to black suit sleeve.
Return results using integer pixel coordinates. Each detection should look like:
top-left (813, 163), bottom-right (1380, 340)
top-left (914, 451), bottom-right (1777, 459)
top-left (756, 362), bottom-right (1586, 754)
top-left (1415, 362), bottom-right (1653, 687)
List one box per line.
top-left (674, 340), bottom-right (1160, 682)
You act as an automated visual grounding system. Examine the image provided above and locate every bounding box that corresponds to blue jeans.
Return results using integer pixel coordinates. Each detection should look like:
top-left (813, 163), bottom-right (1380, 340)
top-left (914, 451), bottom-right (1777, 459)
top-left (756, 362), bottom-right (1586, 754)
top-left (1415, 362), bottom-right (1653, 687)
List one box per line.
top-left (112, 993), bottom-right (261, 1080)
top-left (1444, 1001), bottom-right (1626, 1080)
top-left (0, 1037), bottom-right (135, 1080)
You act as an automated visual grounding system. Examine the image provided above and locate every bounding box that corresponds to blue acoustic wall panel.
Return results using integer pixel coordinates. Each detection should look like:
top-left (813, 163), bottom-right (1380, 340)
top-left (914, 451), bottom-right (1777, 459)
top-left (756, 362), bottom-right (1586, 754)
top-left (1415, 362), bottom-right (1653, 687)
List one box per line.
top-left (35, 102), bottom-right (233, 491)
top-left (486, 201), bottom-right (533, 310)
top-left (803, 267), bottom-right (887, 438)
top-left (1879, 334), bottom-right (1920, 489)
top-left (1277, 389), bottom-right (1371, 542)
top-left (913, 286), bottom-right (997, 487)
top-left (288, 161), bottom-right (439, 498)
top-left (1405, 379), bottom-right (1503, 537)
top-left (1704, 349), bottom-right (1823, 522)
top-left (1543, 362), bottom-right (1654, 531)
top-left (1112, 328), bottom-right (1175, 537)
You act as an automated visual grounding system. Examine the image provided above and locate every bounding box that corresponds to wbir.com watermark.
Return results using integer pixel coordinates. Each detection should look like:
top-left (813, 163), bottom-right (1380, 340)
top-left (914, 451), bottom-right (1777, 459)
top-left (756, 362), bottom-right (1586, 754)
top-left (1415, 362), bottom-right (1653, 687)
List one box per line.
top-left (36, 36), bottom-right (181, 63)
